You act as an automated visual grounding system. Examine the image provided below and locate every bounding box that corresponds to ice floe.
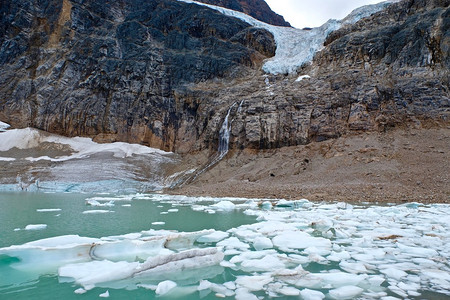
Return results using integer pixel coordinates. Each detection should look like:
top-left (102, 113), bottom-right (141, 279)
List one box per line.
top-left (1, 195), bottom-right (449, 298)
top-left (36, 208), bottom-right (62, 212)
top-left (24, 224), bottom-right (47, 230)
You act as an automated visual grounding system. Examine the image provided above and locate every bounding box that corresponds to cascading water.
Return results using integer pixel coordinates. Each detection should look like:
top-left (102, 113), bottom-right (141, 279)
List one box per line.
top-left (170, 102), bottom-right (240, 187)
top-left (217, 103), bottom-right (235, 157)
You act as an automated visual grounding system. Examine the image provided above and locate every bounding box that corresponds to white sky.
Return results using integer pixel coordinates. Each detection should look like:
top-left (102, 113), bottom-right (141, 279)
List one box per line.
top-left (264, 0), bottom-right (387, 28)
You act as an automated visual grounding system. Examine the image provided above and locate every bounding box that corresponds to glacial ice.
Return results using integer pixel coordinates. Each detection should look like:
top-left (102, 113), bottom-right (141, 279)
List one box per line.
top-left (155, 280), bottom-right (177, 295)
top-left (328, 285), bottom-right (364, 299)
top-left (272, 231), bottom-right (332, 251)
top-left (178, 0), bottom-right (394, 75)
top-left (0, 120), bottom-right (10, 132)
top-left (0, 128), bottom-right (174, 193)
top-left (197, 230), bottom-right (229, 243)
top-left (36, 208), bottom-right (62, 212)
top-left (24, 224), bottom-right (47, 230)
top-left (0, 128), bottom-right (169, 157)
top-left (99, 290), bottom-right (110, 297)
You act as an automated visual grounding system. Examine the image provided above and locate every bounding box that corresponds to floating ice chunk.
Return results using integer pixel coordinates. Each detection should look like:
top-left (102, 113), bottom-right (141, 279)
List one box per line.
top-left (312, 218), bottom-right (333, 233)
top-left (86, 199), bottom-right (114, 207)
top-left (90, 238), bottom-right (168, 261)
top-left (59, 260), bottom-right (139, 287)
top-left (396, 243), bottom-right (438, 257)
top-left (151, 222), bottom-right (165, 225)
top-left (74, 288), bottom-right (87, 294)
top-left (235, 288), bottom-right (259, 300)
top-left (272, 231), bottom-right (331, 251)
top-left (421, 269), bottom-right (450, 281)
top-left (308, 253), bottom-right (328, 264)
top-left (223, 281), bottom-right (236, 290)
top-left (300, 288), bottom-right (325, 300)
top-left (197, 231), bottom-right (229, 243)
top-left (252, 236), bottom-right (273, 250)
top-left (155, 280), bottom-right (177, 295)
top-left (368, 275), bottom-right (385, 286)
top-left (339, 261), bottom-right (368, 274)
top-left (304, 246), bottom-right (331, 256)
top-left (240, 254), bottom-right (285, 272)
top-left (327, 251), bottom-right (351, 262)
top-left (168, 209), bottom-right (179, 213)
top-left (99, 290), bottom-right (110, 297)
top-left (329, 286), bottom-right (363, 299)
top-left (36, 208), bottom-right (62, 212)
top-left (235, 275), bottom-right (273, 291)
top-left (25, 224), bottom-right (47, 230)
top-left (211, 201), bottom-right (235, 210)
top-left (261, 201), bottom-right (272, 210)
top-left (314, 272), bottom-right (367, 288)
top-left (380, 268), bottom-right (408, 280)
top-left (82, 210), bottom-right (113, 214)
top-left (197, 280), bottom-right (234, 297)
top-left (136, 248), bottom-right (224, 277)
top-left (122, 204), bottom-right (131, 207)
top-left (296, 75), bottom-right (311, 82)
top-left (278, 286), bottom-right (301, 296)
top-left (388, 285), bottom-right (408, 298)
top-left (217, 237), bottom-right (249, 250)
top-left (197, 280), bottom-right (212, 291)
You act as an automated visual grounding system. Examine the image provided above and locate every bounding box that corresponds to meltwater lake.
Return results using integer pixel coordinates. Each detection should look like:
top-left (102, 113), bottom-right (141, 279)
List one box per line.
top-left (1, 192), bottom-right (449, 300)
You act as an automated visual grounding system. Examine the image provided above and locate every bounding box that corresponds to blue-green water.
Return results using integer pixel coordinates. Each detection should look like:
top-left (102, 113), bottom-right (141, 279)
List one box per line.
top-left (1, 192), bottom-right (449, 300)
top-left (0, 192), bottom-right (257, 299)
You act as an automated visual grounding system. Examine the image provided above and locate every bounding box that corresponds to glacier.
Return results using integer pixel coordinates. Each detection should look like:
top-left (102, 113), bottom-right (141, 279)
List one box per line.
top-left (0, 127), bottom-right (175, 193)
top-left (178, 0), bottom-right (397, 75)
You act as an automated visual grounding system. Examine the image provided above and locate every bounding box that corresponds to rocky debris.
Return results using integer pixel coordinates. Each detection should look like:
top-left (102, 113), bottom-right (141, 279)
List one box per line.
top-left (196, 0), bottom-right (291, 27)
top-left (170, 128), bottom-right (450, 203)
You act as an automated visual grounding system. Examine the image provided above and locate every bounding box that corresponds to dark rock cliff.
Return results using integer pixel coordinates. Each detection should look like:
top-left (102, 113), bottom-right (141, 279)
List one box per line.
top-left (196, 0), bottom-right (291, 27)
top-left (0, 0), bottom-right (448, 155)
top-left (0, 0), bottom-right (275, 151)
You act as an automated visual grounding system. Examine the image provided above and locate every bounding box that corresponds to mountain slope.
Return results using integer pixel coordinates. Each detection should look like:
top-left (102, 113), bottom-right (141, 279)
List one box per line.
top-left (196, 0), bottom-right (291, 27)
top-left (0, 0), bottom-right (448, 155)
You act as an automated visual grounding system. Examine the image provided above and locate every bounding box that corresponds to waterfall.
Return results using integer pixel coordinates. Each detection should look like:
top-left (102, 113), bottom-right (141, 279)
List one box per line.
top-left (217, 103), bottom-right (235, 156)
top-left (170, 102), bottom-right (240, 187)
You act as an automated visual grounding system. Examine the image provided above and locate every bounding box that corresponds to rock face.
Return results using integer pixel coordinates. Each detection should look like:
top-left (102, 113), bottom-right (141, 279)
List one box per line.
top-left (196, 0), bottom-right (291, 27)
top-left (0, 0), bottom-right (449, 155)
top-left (0, 0), bottom-right (275, 151)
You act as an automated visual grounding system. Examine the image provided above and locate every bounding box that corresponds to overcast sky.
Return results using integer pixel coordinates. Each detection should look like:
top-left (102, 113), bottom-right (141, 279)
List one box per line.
top-left (264, 0), bottom-right (388, 28)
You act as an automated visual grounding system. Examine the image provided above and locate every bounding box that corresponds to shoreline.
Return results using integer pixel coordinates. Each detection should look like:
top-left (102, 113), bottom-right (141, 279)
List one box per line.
top-left (168, 127), bottom-right (449, 204)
